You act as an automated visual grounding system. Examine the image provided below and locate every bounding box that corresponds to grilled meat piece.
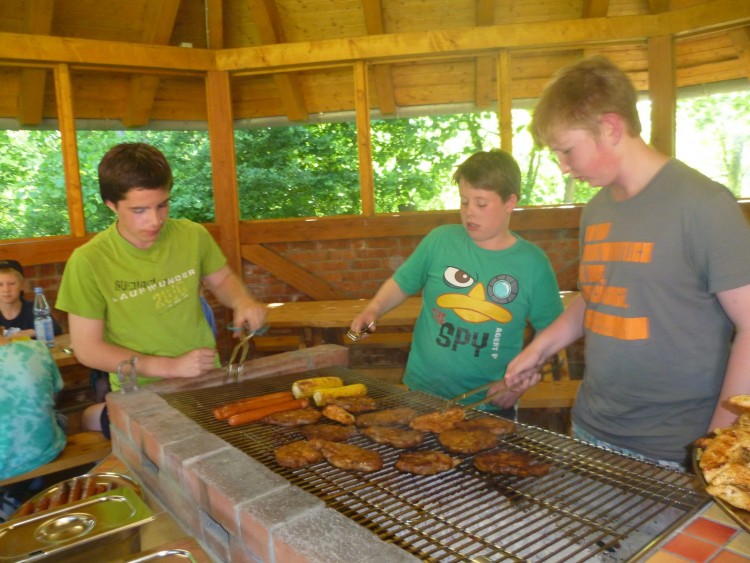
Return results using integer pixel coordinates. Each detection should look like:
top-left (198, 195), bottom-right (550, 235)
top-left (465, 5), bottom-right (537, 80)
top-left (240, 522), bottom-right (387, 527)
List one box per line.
top-left (309, 439), bottom-right (383, 472)
top-left (706, 463), bottom-right (750, 510)
top-left (322, 404), bottom-right (356, 425)
top-left (275, 440), bottom-right (325, 468)
top-left (395, 450), bottom-right (461, 475)
top-left (409, 407), bottom-right (465, 433)
top-left (698, 428), bottom-right (750, 482)
top-left (356, 407), bottom-right (418, 428)
top-left (262, 407), bottom-right (323, 427)
top-left (298, 424), bottom-right (356, 442)
top-left (362, 426), bottom-right (425, 449)
top-left (454, 416), bottom-right (515, 436)
top-left (473, 451), bottom-right (551, 477)
top-left (438, 429), bottom-right (497, 454)
top-left (330, 395), bottom-right (378, 413)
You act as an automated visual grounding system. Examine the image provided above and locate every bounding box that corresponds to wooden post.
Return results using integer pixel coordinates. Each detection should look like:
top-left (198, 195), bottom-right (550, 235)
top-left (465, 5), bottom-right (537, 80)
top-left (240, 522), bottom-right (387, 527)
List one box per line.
top-left (648, 35), bottom-right (676, 157)
top-left (54, 63), bottom-right (86, 238)
top-left (205, 70), bottom-right (242, 274)
top-left (354, 61), bottom-right (375, 216)
top-left (496, 50), bottom-right (513, 152)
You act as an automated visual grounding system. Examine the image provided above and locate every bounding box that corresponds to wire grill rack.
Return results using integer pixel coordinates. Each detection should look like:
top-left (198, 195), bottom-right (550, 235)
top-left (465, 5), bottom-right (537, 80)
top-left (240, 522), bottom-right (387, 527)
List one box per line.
top-left (163, 367), bottom-right (709, 562)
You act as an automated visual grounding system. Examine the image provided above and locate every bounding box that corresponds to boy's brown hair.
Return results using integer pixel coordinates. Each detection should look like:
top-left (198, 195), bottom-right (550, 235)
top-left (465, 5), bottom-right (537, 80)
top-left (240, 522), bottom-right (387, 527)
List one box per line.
top-left (530, 55), bottom-right (642, 147)
top-left (452, 149), bottom-right (521, 202)
top-left (98, 142), bottom-right (173, 204)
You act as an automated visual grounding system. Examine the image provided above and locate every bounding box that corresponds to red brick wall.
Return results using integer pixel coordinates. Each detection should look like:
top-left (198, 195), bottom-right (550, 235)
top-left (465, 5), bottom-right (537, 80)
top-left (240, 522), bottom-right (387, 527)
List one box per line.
top-left (244, 228), bottom-right (580, 305)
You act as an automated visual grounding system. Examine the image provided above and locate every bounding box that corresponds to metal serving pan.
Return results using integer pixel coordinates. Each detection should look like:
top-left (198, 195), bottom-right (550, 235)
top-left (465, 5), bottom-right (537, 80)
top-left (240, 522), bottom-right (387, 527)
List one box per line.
top-left (0, 486), bottom-right (154, 562)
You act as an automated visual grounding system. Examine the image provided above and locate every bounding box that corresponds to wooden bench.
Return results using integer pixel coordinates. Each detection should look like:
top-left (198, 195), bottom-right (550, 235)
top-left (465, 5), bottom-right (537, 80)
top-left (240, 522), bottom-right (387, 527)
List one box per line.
top-left (252, 335), bottom-right (306, 354)
top-left (0, 432), bottom-right (111, 487)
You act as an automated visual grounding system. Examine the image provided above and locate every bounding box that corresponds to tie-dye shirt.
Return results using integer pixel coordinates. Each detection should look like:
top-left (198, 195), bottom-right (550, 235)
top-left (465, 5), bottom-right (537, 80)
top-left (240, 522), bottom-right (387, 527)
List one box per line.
top-left (0, 339), bottom-right (66, 479)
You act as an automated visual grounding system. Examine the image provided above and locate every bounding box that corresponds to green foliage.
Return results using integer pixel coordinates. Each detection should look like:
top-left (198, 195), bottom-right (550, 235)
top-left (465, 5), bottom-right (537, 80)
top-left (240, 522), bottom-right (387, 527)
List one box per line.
top-left (0, 90), bottom-right (747, 240)
top-left (235, 123), bottom-right (361, 219)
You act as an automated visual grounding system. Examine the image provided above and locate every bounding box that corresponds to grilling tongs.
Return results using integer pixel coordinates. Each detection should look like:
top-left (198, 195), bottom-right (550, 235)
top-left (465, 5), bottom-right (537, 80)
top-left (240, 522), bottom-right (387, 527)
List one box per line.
top-left (443, 379), bottom-right (509, 412)
top-left (443, 357), bottom-right (566, 411)
top-left (225, 324), bottom-right (269, 384)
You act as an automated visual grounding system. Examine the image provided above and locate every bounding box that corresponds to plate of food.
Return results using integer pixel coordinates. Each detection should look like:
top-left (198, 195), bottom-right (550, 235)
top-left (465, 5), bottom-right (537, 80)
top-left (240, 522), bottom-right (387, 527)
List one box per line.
top-left (693, 395), bottom-right (750, 533)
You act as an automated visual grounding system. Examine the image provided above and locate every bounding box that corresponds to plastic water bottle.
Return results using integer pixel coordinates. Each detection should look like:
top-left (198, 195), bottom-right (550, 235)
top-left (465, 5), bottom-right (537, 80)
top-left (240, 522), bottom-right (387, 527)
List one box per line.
top-left (33, 287), bottom-right (55, 347)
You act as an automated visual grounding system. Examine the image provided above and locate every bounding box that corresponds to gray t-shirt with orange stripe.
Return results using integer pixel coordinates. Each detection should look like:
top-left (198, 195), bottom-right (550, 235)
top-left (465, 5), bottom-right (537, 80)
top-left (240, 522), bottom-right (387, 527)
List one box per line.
top-left (574, 159), bottom-right (750, 463)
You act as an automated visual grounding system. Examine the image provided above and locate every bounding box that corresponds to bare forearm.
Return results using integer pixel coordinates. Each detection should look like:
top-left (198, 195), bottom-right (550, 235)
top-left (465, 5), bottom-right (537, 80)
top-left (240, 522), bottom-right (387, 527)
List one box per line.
top-left (708, 328), bottom-right (750, 430)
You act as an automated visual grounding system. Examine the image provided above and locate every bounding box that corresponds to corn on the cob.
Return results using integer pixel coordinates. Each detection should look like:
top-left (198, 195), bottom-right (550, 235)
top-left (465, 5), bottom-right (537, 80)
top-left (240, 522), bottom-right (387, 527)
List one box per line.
top-left (312, 383), bottom-right (368, 407)
top-left (291, 376), bottom-right (344, 399)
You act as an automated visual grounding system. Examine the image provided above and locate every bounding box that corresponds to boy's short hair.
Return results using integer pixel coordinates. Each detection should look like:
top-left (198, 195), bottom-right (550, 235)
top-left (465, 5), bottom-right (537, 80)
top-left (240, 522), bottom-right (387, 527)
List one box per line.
top-left (98, 142), bottom-right (174, 204)
top-left (530, 55), bottom-right (642, 147)
top-left (452, 149), bottom-right (521, 202)
top-left (0, 259), bottom-right (24, 279)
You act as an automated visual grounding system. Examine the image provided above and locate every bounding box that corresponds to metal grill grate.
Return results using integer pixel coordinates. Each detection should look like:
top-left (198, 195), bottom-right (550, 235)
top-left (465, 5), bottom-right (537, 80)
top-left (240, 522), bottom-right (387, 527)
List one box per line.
top-left (163, 367), bottom-right (709, 562)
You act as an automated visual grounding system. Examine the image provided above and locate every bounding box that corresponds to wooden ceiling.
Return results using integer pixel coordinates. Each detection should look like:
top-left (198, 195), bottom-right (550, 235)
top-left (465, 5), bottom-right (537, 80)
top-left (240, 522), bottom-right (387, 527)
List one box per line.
top-left (0, 0), bottom-right (748, 128)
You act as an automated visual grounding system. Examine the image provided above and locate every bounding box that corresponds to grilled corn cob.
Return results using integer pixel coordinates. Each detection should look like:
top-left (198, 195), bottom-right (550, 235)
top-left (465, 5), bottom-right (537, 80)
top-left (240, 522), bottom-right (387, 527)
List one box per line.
top-left (291, 376), bottom-right (344, 399)
top-left (312, 383), bottom-right (368, 407)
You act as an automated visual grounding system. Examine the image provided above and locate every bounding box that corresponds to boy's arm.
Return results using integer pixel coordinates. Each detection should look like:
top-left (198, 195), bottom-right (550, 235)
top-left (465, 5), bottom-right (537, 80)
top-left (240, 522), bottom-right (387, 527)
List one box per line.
top-left (203, 265), bottom-right (267, 333)
top-left (68, 314), bottom-right (216, 378)
top-left (708, 284), bottom-right (750, 430)
top-left (350, 277), bottom-right (410, 334)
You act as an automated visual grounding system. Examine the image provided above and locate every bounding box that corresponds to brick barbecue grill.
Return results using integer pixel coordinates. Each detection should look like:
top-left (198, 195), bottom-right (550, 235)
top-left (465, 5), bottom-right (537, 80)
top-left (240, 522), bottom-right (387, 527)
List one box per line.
top-left (107, 345), bottom-right (709, 562)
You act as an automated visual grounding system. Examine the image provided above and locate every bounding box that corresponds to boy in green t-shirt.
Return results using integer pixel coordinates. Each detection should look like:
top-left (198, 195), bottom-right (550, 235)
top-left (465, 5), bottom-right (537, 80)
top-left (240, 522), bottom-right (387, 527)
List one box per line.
top-left (350, 149), bottom-right (563, 418)
top-left (57, 143), bottom-right (267, 434)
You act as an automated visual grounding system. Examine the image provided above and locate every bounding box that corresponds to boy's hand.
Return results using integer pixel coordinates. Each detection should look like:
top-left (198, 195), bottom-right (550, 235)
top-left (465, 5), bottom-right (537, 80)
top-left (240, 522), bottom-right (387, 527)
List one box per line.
top-left (232, 299), bottom-right (268, 336)
top-left (171, 347), bottom-right (217, 377)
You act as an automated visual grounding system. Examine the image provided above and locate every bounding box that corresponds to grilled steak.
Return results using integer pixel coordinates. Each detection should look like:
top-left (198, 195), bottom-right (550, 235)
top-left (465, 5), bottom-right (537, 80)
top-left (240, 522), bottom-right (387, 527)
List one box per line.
top-left (309, 438), bottom-right (383, 472)
top-left (409, 407), bottom-right (465, 433)
top-left (275, 440), bottom-right (324, 468)
top-left (454, 416), bottom-right (515, 436)
top-left (473, 451), bottom-right (551, 477)
top-left (263, 407), bottom-right (323, 427)
top-left (362, 426), bottom-right (425, 449)
top-left (330, 395), bottom-right (378, 413)
top-left (356, 407), bottom-right (418, 428)
top-left (438, 429), bottom-right (497, 454)
top-left (322, 404), bottom-right (356, 425)
top-left (298, 424), bottom-right (356, 442)
top-left (395, 450), bottom-right (461, 475)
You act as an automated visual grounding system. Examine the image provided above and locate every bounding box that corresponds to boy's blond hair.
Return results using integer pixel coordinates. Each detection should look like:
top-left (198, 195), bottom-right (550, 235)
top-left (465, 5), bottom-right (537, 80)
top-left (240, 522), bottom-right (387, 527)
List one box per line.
top-left (530, 55), bottom-right (642, 147)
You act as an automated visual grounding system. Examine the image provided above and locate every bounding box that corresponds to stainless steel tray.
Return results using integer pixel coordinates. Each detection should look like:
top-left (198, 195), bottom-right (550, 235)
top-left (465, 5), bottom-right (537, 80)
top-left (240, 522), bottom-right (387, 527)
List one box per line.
top-left (693, 446), bottom-right (750, 533)
top-left (0, 486), bottom-right (154, 562)
top-left (12, 472), bottom-right (142, 519)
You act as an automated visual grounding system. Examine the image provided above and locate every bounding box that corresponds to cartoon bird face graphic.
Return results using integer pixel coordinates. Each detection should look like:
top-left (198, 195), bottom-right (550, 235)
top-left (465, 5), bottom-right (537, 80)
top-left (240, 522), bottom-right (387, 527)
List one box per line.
top-left (435, 266), bottom-right (517, 324)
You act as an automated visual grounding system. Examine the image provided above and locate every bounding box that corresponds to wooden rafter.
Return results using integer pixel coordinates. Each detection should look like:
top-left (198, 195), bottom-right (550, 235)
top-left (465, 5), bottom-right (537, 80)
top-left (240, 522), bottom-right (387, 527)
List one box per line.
top-left (246, 0), bottom-right (308, 121)
top-left (648, 0), bottom-right (671, 13)
top-left (18, 0), bottom-right (54, 125)
top-left (474, 0), bottom-right (496, 109)
top-left (362, 0), bottom-right (396, 115)
top-left (123, 0), bottom-right (182, 127)
top-left (582, 0), bottom-right (610, 18)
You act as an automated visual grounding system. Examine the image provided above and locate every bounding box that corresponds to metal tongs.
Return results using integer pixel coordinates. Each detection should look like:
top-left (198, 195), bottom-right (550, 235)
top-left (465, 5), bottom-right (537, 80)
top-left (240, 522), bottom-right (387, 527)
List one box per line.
top-left (443, 355), bottom-right (566, 411)
top-left (444, 380), bottom-right (509, 412)
top-left (117, 356), bottom-right (138, 393)
top-left (345, 321), bottom-right (375, 342)
top-left (225, 324), bottom-right (269, 384)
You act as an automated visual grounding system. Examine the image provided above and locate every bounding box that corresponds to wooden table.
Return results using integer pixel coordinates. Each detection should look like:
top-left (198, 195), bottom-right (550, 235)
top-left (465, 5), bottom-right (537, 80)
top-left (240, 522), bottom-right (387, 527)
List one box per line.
top-left (264, 291), bottom-right (579, 346)
top-left (51, 333), bottom-right (80, 367)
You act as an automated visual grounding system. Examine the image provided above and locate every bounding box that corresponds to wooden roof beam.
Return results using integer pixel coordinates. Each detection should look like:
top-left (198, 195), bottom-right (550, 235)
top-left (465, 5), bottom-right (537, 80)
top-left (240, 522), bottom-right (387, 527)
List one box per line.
top-left (122, 0), bottom-right (182, 127)
top-left (217, 0), bottom-right (749, 72)
top-left (363, 0), bottom-right (396, 116)
top-left (728, 26), bottom-right (750, 81)
top-left (17, 0), bottom-right (54, 126)
top-left (246, 0), bottom-right (308, 122)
